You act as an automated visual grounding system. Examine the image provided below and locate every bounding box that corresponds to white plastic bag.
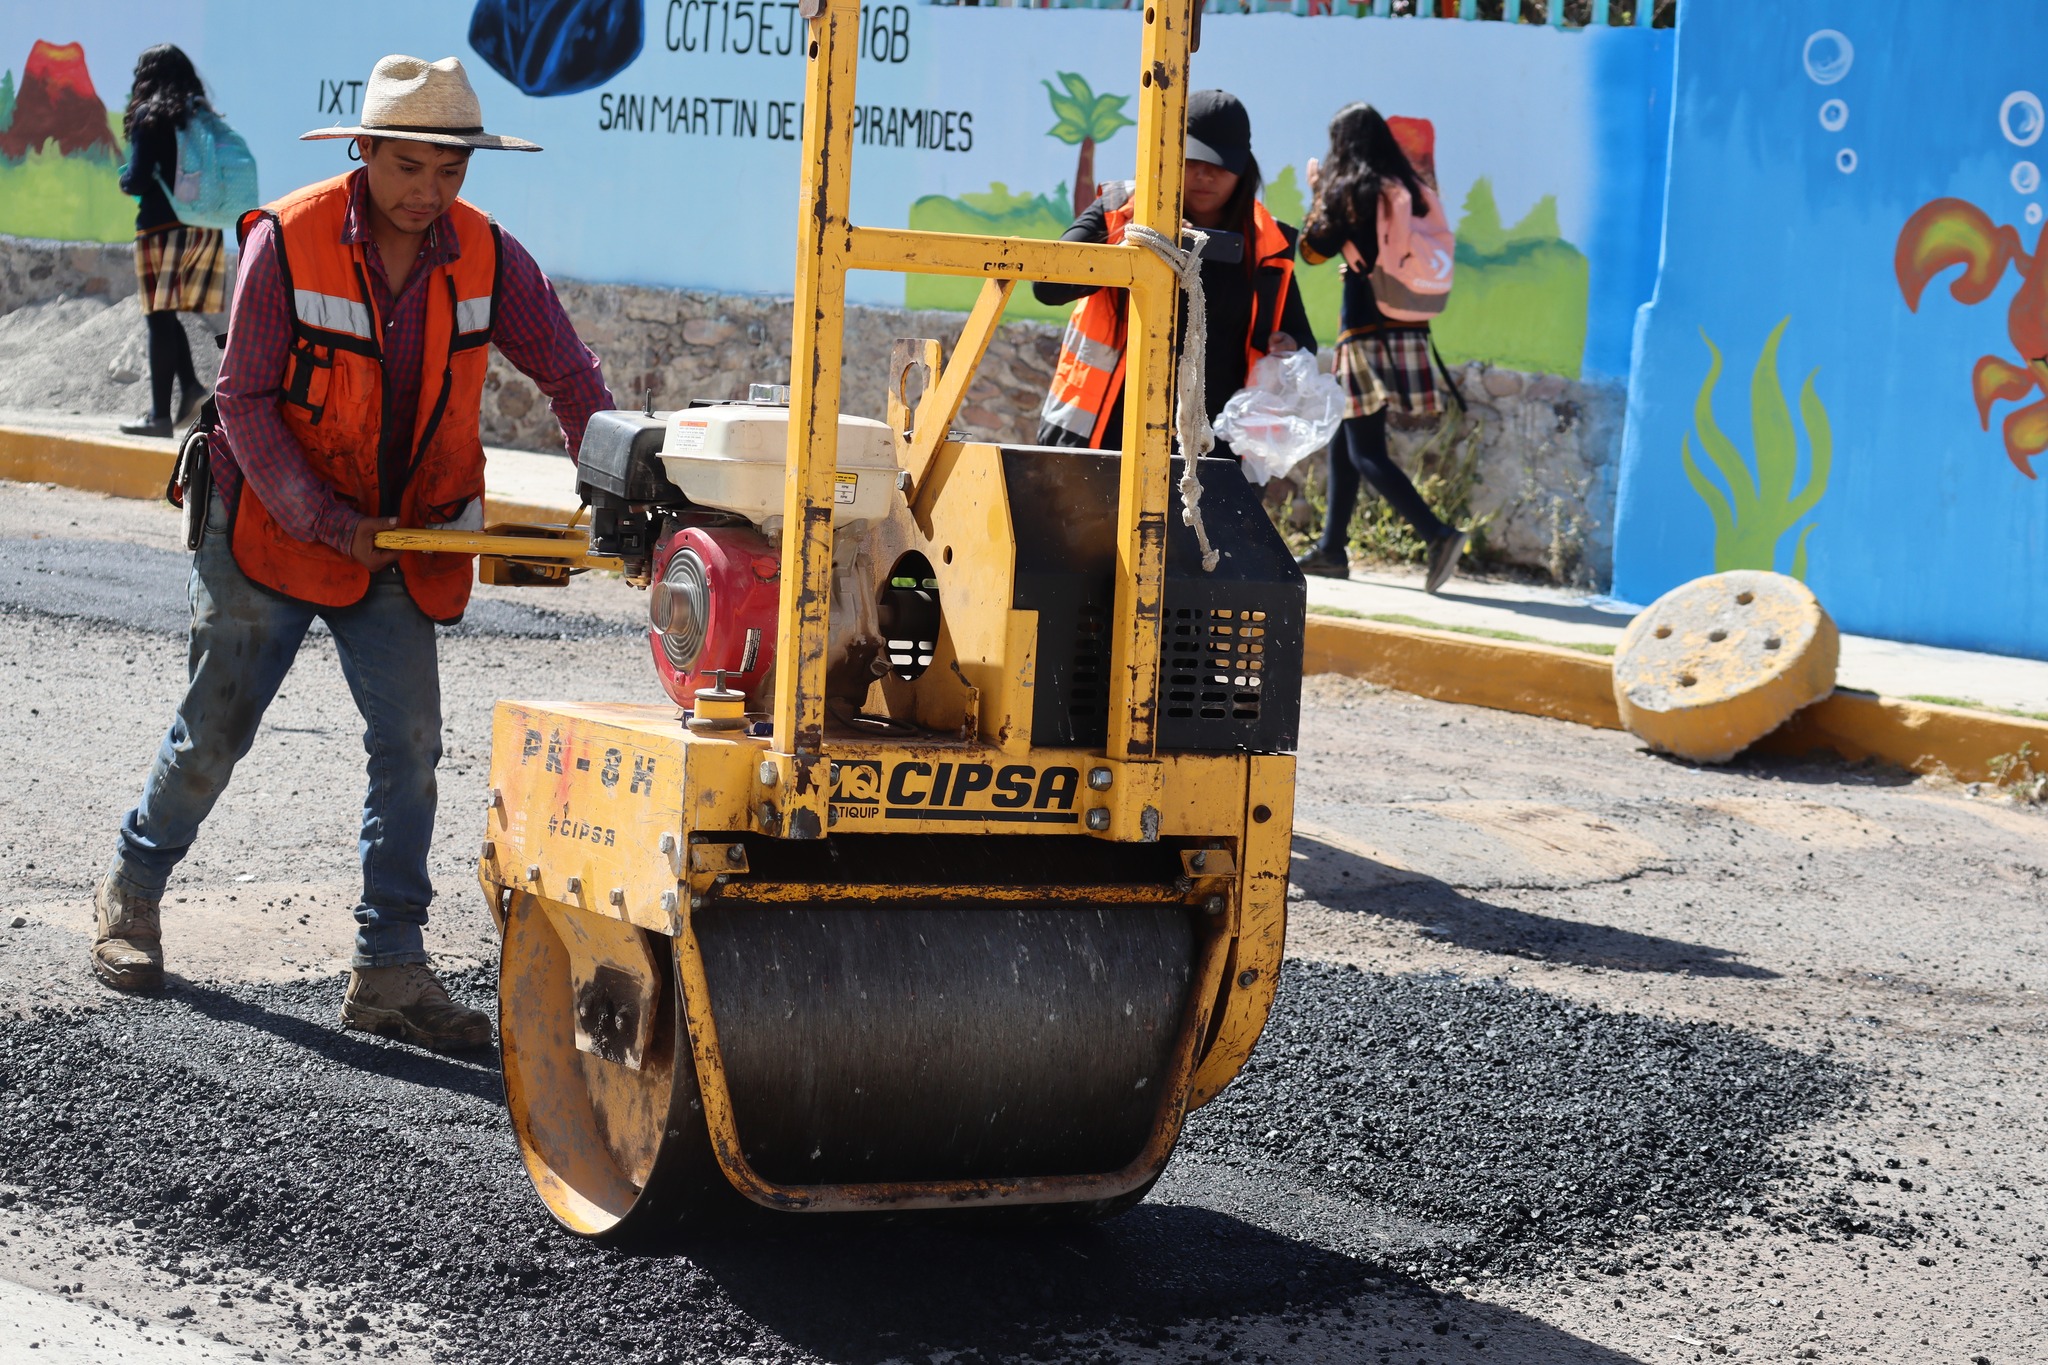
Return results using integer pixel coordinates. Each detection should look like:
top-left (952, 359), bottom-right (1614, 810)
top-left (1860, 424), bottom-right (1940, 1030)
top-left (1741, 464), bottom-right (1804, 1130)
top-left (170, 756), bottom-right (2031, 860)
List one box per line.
top-left (1213, 350), bottom-right (1346, 484)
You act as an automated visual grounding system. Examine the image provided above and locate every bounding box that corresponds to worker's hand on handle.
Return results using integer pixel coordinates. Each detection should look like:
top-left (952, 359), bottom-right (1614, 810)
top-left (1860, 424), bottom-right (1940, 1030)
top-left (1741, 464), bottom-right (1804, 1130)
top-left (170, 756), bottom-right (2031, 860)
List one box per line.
top-left (1267, 331), bottom-right (1301, 356)
top-left (350, 516), bottom-right (402, 572)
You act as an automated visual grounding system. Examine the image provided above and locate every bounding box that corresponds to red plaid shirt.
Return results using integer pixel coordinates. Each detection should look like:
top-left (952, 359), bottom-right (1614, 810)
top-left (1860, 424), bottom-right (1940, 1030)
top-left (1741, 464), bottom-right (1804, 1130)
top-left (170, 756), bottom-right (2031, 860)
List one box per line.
top-left (213, 170), bottom-right (612, 553)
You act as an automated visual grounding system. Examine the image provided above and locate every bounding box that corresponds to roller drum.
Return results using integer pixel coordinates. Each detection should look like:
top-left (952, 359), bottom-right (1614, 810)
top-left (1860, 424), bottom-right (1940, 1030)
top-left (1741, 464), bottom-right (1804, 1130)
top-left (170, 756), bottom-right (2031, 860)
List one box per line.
top-left (696, 906), bottom-right (1197, 1185)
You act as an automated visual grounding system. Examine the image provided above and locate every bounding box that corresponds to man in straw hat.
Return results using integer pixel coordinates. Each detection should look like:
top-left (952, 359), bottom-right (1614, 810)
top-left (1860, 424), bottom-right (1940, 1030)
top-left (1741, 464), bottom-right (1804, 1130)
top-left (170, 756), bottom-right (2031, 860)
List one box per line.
top-left (89, 55), bottom-right (614, 1051)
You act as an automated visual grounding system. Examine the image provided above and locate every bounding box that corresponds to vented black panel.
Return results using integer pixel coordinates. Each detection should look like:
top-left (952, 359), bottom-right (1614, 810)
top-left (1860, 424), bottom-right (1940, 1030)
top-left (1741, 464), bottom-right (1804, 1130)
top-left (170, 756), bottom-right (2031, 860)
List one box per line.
top-left (1002, 446), bottom-right (1304, 754)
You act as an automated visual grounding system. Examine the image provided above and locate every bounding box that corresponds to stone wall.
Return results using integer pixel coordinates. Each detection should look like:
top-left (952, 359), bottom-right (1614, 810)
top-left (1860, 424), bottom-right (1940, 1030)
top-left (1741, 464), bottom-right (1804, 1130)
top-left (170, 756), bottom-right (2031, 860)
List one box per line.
top-left (0, 233), bottom-right (1617, 582)
top-left (0, 236), bottom-right (138, 313)
top-left (1460, 365), bottom-right (1623, 585)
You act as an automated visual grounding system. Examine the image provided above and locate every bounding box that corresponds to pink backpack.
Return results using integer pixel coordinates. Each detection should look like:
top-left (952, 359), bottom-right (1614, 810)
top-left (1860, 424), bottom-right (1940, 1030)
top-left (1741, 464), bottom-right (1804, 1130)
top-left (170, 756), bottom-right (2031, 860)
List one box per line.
top-left (1342, 182), bottom-right (1455, 322)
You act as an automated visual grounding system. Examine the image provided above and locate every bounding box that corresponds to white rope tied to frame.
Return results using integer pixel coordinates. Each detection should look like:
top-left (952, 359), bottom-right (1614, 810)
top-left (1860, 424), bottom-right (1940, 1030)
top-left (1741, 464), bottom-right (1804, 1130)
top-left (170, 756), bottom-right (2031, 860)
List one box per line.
top-left (1125, 222), bottom-right (1220, 572)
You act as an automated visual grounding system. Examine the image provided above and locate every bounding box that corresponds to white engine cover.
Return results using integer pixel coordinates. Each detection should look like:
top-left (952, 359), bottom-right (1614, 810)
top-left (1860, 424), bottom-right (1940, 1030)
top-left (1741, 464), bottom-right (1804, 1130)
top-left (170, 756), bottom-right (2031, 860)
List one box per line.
top-left (657, 404), bottom-right (898, 529)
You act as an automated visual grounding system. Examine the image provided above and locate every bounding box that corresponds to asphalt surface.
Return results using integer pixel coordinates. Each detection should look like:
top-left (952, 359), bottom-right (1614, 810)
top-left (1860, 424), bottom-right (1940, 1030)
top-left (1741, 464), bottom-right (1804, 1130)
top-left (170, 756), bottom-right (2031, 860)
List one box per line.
top-left (2, 481), bottom-right (2044, 1363)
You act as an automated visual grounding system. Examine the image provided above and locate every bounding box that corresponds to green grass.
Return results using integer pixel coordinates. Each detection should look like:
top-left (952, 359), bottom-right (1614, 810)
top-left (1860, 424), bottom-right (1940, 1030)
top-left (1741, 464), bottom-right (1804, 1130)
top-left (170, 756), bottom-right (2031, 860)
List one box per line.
top-left (0, 144), bottom-right (133, 243)
top-left (1311, 605), bottom-right (1615, 656)
top-left (1906, 694), bottom-right (2048, 722)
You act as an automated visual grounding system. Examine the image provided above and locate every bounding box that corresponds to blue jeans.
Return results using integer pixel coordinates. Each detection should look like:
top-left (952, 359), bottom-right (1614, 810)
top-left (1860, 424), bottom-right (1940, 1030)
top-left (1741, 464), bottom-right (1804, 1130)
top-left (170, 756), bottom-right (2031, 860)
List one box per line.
top-left (110, 490), bottom-right (443, 968)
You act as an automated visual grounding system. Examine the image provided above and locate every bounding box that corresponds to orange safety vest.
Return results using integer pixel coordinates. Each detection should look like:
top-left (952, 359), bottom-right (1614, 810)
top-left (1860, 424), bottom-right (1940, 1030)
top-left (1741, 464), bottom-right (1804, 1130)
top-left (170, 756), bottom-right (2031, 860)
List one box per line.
top-left (1039, 185), bottom-right (1298, 449)
top-left (231, 173), bottom-right (500, 623)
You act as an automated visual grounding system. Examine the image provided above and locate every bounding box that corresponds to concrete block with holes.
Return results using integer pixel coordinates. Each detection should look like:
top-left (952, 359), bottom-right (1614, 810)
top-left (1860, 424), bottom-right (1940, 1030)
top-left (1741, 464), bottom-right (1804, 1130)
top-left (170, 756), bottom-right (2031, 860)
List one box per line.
top-left (1611, 570), bottom-right (1839, 764)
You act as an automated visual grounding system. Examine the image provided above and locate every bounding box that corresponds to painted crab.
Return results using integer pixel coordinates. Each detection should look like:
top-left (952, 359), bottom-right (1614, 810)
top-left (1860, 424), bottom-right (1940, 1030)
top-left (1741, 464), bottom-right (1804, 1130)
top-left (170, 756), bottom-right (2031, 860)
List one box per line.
top-left (1896, 198), bottom-right (2048, 477)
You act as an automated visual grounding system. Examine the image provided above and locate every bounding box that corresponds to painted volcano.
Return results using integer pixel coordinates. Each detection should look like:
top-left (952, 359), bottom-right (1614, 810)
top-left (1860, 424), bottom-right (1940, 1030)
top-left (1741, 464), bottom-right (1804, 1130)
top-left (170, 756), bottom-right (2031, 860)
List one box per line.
top-left (0, 40), bottom-right (121, 161)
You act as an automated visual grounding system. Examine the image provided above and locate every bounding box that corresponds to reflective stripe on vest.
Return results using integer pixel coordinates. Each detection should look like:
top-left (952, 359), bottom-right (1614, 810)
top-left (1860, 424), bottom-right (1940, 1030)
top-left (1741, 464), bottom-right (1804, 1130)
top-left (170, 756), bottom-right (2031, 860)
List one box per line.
top-left (293, 289), bottom-right (375, 341)
top-left (1040, 313), bottom-right (1120, 439)
top-left (455, 295), bottom-right (492, 337)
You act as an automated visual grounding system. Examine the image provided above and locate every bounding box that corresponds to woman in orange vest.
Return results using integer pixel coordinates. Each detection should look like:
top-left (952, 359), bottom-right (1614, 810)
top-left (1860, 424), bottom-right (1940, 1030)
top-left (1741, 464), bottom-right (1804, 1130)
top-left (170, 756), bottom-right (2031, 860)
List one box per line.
top-left (1035, 89), bottom-right (1314, 456)
top-left (89, 56), bottom-right (614, 1053)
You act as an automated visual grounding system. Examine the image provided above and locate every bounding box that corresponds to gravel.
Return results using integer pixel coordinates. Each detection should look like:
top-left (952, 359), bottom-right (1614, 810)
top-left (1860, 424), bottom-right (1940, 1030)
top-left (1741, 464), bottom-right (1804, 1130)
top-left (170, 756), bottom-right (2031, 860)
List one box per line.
top-left (0, 294), bottom-right (221, 418)
top-left (1177, 960), bottom-right (1908, 1279)
top-left (0, 958), bottom-right (1878, 1363)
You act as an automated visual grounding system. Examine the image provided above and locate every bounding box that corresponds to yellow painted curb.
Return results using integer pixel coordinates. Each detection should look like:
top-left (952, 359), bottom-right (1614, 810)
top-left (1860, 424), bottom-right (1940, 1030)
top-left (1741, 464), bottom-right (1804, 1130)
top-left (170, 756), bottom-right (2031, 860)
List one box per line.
top-left (0, 425), bottom-right (176, 501)
top-left (1304, 615), bottom-right (1622, 731)
top-left (1304, 613), bottom-right (2048, 786)
top-left (1764, 691), bottom-right (2048, 786)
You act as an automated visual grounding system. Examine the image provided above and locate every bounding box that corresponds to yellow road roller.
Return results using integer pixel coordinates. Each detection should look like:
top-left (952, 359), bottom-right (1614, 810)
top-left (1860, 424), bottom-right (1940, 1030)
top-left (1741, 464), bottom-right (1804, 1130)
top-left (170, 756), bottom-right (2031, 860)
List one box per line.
top-left (403, 0), bottom-right (1302, 1237)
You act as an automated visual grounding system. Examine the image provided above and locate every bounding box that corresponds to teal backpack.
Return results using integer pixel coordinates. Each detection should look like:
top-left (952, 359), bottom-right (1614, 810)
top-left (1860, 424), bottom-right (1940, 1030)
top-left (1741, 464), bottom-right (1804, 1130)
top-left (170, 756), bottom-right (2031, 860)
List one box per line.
top-left (156, 107), bottom-right (259, 232)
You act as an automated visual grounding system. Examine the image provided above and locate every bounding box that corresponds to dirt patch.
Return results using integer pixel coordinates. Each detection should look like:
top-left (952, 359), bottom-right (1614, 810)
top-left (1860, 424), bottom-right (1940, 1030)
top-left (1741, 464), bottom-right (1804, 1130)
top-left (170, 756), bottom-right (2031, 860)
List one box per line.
top-left (0, 295), bottom-right (222, 418)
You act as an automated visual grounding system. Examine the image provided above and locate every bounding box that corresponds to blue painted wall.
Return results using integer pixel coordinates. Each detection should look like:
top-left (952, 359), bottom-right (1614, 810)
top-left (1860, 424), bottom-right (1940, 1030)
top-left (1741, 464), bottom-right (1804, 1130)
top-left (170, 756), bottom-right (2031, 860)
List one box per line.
top-left (1615, 0), bottom-right (2048, 660)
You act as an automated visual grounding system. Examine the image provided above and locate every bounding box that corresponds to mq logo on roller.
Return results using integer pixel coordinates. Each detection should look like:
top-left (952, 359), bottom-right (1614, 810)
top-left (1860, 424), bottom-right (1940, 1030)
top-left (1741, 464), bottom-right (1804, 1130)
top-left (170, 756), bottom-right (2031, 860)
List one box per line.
top-left (830, 759), bottom-right (1082, 824)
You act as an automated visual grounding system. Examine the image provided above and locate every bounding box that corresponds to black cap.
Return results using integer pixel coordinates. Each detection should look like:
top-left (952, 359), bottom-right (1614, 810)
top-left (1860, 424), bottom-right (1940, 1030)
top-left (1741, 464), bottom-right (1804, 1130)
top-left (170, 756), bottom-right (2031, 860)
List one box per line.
top-left (1186, 89), bottom-right (1252, 177)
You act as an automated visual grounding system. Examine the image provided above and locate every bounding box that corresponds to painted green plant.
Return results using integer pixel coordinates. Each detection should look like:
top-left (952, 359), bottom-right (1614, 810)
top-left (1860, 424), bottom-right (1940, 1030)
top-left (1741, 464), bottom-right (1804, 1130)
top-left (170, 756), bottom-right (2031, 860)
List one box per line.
top-left (1681, 317), bottom-right (1831, 578)
top-left (1043, 72), bottom-right (1134, 220)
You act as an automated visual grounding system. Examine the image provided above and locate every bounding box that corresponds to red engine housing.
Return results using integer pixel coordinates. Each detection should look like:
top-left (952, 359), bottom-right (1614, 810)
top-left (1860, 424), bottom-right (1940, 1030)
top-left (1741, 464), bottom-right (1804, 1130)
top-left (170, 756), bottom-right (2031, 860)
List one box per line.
top-left (647, 524), bottom-right (781, 709)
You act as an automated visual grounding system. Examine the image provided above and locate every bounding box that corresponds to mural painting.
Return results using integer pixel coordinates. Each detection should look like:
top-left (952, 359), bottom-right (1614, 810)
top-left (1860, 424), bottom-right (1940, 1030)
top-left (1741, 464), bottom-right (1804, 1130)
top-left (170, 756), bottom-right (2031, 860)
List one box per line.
top-left (0, 39), bottom-right (132, 243)
top-left (905, 70), bottom-right (1134, 320)
top-left (1679, 318), bottom-right (1832, 578)
top-left (468, 0), bottom-right (646, 98)
top-left (2, 5), bottom-right (1670, 390)
top-left (1896, 195), bottom-right (2048, 477)
top-left (1615, 1), bottom-right (2048, 661)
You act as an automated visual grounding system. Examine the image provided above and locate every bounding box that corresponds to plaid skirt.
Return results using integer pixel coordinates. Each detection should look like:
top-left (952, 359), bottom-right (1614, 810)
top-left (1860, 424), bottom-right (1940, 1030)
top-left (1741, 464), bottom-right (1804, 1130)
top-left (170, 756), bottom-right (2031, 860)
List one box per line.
top-left (1331, 324), bottom-right (1445, 421)
top-left (133, 224), bottom-right (227, 315)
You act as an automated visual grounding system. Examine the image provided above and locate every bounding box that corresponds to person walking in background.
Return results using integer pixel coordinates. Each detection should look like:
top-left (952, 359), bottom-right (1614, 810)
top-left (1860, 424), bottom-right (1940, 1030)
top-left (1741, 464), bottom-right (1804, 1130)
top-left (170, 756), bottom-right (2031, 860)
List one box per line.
top-left (1034, 89), bottom-right (1315, 457)
top-left (1294, 102), bottom-right (1467, 593)
top-left (116, 44), bottom-right (222, 438)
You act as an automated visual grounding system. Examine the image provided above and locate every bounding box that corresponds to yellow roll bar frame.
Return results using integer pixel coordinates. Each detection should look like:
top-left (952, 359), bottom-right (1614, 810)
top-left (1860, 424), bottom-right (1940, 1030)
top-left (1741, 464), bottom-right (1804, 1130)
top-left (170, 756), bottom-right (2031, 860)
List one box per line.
top-left (769, 0), bottom-right (1196, 836)
top-left (393, 0), bottom-right (1198, 841)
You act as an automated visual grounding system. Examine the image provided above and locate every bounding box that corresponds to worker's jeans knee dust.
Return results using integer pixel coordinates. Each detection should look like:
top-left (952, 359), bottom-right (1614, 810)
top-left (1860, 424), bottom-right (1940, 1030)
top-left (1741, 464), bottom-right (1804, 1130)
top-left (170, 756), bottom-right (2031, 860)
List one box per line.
top-left (109, 491), bottom-right (443, 968)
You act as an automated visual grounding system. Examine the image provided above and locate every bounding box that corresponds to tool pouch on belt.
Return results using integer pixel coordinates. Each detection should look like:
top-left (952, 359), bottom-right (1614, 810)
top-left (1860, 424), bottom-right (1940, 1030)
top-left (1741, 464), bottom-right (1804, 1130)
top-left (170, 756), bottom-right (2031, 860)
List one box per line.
top-left (165, 396), bottom-right (219, 553)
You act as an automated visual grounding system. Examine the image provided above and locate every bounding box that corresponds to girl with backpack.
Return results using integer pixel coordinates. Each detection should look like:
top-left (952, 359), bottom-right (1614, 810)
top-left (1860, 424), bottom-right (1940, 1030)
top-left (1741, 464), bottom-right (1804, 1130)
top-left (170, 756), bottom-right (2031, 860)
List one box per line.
top-left (116, 44), bottom-right (225, 438)
top-left (1295, 102), bottom-right (1467, 594)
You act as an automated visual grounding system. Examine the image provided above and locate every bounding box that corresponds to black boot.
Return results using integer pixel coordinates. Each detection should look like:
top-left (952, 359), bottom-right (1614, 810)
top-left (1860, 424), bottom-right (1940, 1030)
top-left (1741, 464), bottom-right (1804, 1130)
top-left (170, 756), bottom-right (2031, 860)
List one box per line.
top-left (1424, 529), bottom-right (1468, 595)
top-left (1295, 546), bottom-right (1350, 579)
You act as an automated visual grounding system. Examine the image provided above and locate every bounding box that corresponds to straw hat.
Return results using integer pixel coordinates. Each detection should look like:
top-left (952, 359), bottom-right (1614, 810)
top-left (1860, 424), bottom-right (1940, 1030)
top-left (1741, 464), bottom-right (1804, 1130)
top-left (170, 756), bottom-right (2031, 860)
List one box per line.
top-left (300, 55), bottom-right (540, 152)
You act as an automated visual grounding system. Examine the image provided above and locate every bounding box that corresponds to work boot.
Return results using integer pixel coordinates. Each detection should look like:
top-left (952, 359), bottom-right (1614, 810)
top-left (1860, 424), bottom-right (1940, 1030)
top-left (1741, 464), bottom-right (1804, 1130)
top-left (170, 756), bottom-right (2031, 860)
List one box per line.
top-left (90, 877), bottom-right (164, 993)
top-left (341, 963), bottom-right (493, 1053)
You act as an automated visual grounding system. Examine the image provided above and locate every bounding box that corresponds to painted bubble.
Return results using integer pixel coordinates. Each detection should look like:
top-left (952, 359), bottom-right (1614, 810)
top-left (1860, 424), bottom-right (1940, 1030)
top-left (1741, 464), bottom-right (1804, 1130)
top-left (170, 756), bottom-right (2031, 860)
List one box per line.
top-left (1818, 99), bottom-right (1848, 132)
top-left (1836, 148), bottom-right (1858, 174)
top-left (1803, 30), bottom-right (1853, 85)
top-left (2002, 92), bottom-right (2044, 147)
top-left (2029, 204), bottom-right (2045, 226)
top-left (2015, 161), bottom-right (2042, 195)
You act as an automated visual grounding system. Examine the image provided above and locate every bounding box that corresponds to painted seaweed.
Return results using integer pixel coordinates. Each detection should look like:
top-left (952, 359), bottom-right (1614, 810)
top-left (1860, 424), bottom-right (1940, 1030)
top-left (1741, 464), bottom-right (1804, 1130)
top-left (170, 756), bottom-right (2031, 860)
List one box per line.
top-left (1680, 318), bottom-right (1831, 578)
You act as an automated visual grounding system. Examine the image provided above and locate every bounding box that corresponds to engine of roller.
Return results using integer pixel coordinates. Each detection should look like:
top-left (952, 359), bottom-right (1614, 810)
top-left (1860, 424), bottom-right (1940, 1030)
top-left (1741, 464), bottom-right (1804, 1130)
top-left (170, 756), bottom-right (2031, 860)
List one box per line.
top-left (576, 386), bottom-right (929, 715)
